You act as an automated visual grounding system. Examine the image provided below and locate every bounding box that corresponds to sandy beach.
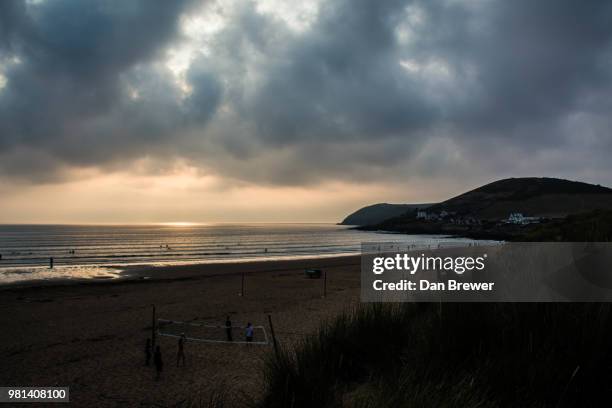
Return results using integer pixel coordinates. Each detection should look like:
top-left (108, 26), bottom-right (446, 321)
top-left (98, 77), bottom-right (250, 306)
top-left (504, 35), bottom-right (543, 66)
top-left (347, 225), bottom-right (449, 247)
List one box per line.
top-left (0, 256), bottom-right (361, 406)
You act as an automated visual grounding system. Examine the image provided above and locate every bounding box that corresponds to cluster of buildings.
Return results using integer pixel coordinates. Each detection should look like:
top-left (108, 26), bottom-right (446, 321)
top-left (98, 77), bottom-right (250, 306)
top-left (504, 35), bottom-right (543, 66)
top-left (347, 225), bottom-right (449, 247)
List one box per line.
top-left (416, 210), bottom-right (448, 221)
top-left (415, 210), bottom-right (481, 225)
top-left (415, 210), bottom-right (541, 226)
top-left (505, 212), bottom-right (541, 225)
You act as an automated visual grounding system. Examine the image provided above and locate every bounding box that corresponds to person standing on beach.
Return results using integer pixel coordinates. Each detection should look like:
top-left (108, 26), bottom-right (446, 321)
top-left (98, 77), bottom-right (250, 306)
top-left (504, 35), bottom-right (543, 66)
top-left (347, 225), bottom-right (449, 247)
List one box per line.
top-left (225, 316), bottom-right (233, 342)
top-left (145, 338), bottom-right (151, 366)
top-left (177, 333), bottom-right (186, 367)
top-left (154, 346), bottom-right (163, 380)
top-left (49, 257), bottom-right (54, 269)
top-left (245, 322), bottom-right (254, 343)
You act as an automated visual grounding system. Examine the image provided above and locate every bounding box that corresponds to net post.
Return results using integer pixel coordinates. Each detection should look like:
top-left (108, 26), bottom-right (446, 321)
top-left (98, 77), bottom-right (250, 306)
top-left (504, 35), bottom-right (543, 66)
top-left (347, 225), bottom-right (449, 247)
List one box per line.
top-left (323, 270), bottom-right (327, 298)
top-left (151, 304), bottom-right (156, 350)
top-left (267, 314), bottom-right (280, 359)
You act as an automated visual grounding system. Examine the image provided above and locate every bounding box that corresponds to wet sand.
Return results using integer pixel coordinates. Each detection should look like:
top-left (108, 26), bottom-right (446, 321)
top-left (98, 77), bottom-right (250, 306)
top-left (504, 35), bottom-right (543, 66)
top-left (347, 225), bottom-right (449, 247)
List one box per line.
top-left (0, 256), bottom-right (361, 406)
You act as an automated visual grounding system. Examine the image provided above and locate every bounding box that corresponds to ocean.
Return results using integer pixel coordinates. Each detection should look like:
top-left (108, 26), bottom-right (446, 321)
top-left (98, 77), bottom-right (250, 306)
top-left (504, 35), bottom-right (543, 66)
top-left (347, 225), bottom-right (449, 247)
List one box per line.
top-left (0, 223), bottom-right (480, 284)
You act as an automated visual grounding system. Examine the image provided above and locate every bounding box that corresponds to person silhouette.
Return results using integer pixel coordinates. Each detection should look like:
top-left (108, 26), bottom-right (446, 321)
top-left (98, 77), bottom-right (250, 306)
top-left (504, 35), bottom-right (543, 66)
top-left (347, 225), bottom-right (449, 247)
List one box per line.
top-left (225, 317), bottom-right (233, 342)
top-left (177, 333), bottom-right (186, 367)
top-left (145, 338), bottom-right (151, 366)
top-left (245, 322), bottom-right (254, 343)
top-left (154, 346), bottom-right (163, 380)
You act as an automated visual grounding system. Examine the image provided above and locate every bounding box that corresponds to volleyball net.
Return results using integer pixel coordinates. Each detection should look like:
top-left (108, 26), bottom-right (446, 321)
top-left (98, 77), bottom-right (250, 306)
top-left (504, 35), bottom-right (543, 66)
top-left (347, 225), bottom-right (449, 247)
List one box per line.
top-left (157, 318), bottom-right (270, 345)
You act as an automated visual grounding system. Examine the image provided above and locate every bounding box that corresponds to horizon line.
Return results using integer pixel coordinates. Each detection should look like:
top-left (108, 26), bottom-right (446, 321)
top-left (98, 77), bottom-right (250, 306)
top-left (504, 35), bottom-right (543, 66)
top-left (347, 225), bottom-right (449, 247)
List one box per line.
top-left (0, 221), bottom-right (343, 227)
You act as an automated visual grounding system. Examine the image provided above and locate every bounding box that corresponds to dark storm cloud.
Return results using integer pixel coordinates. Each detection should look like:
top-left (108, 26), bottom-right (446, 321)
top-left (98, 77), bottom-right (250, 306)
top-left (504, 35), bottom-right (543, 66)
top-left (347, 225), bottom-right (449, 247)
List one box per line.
top-left (1, 0), bottom-right (612, 185)
top-left (412, 0), bottom-right (612, 133)
top-left (244, 0), bottom-right (438, 144)
top-left (0, 0), bottom-right (218, 180)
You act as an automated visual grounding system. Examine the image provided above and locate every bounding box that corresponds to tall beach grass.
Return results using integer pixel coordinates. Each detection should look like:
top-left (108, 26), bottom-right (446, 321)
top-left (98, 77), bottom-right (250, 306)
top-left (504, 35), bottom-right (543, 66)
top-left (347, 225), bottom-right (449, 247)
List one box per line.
top-left (257, 303), bottom-right (612, 407)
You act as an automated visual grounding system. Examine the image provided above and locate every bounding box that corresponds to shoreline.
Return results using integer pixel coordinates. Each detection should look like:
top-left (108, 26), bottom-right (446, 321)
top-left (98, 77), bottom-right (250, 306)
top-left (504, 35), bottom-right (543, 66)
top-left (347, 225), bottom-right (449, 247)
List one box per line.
top-left (0, 254), bottom-right (361, 291)
top-left (356, 224), bottom-right (521, 241)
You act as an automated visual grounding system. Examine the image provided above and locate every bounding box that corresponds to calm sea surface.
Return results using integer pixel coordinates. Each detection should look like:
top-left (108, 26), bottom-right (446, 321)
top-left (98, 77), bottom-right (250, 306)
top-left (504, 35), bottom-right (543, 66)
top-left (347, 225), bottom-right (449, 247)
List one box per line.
top-left (0, 223), bottom-right (481, 284)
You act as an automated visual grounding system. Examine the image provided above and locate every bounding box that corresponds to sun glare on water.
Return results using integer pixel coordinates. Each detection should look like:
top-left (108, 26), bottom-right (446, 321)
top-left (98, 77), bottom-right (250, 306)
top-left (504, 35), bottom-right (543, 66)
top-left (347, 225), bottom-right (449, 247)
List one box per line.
top-left (158, 222), bottom-right (201, 227)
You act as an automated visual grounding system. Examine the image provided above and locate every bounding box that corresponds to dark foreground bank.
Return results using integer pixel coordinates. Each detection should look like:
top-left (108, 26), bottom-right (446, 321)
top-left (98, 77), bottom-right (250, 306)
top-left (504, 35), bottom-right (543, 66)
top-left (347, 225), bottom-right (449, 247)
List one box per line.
top-left (255, 302), bottom-right (612, 408)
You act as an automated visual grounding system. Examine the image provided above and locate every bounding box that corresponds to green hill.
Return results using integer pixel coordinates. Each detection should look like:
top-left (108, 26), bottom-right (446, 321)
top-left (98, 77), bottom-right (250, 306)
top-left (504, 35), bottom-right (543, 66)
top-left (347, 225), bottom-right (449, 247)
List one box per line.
top-left (428, 177), bottom-right (612, 220)
top-left (358, 178), bottom-right (612, 239)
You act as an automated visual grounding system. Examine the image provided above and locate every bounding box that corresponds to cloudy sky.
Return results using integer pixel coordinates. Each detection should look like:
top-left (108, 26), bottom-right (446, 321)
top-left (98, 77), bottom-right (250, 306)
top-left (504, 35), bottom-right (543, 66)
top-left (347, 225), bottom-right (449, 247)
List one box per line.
top-left (1, 0), bottom-right (612, 223)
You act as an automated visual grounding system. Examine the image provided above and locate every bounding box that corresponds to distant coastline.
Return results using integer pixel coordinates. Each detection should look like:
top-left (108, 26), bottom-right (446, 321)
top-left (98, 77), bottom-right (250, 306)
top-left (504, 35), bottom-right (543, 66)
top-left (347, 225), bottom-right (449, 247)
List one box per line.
top-left (345, 178), bottom-right (612, 242)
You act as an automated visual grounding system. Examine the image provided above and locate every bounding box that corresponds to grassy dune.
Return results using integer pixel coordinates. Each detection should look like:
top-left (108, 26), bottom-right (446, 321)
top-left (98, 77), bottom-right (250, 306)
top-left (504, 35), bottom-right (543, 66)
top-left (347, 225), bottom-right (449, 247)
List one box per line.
top-left (256, 303), bottom-right (612, 407)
